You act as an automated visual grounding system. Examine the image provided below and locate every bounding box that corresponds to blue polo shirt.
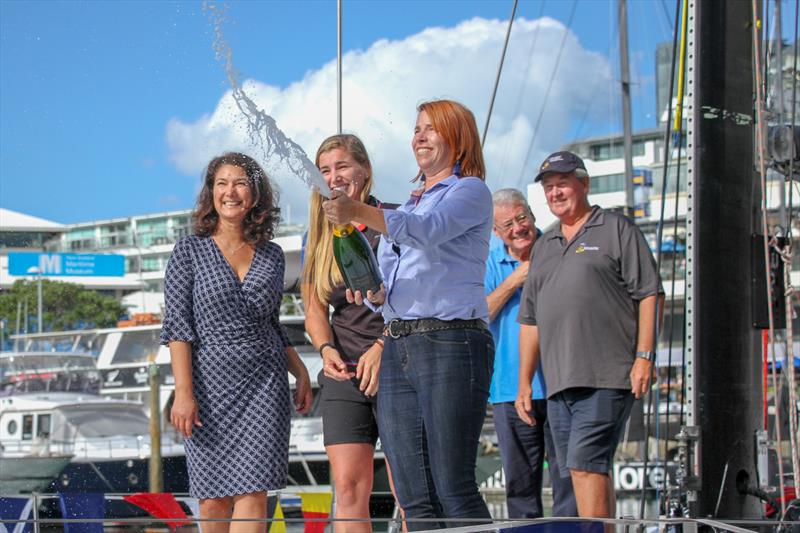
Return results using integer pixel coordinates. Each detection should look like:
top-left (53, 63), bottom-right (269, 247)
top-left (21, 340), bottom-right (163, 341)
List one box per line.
top-left (485, 243), bottom-right (546, 404)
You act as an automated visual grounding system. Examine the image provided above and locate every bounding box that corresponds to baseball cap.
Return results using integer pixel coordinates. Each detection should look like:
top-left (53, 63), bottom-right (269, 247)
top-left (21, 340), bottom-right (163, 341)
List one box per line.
top-left (533, 151), bottom-right (587, 182)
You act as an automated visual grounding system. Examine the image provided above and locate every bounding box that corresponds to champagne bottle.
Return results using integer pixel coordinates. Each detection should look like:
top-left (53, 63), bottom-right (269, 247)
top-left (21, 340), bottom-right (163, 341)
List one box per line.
top-left (332, 223), bottom-right (383, 296)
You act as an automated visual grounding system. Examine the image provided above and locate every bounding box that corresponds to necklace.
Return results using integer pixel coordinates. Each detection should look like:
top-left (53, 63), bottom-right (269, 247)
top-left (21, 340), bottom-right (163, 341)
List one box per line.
top-left (214, 236), bottom-right (249, 255)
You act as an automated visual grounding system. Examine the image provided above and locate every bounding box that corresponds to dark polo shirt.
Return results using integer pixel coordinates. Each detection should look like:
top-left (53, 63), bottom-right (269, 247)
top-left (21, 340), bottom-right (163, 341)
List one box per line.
top-left (517, 206), bottom-right (661, 397)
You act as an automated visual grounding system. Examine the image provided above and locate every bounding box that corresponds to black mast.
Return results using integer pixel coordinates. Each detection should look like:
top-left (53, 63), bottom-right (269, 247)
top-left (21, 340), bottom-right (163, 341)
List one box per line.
top-left (687, 0), bottom-right (762, 517)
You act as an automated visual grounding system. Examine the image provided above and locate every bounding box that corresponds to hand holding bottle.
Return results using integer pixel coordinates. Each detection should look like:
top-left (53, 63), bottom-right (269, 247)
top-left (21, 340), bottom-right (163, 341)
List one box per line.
top-left (346, 284), bottom-right (385, 306)
top-left (322, 188), bottom-right (357, 225)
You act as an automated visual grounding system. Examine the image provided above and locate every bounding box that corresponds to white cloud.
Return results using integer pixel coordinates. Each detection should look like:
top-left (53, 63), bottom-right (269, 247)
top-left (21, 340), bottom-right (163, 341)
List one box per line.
top-left (166, 16), bottom-right (613, 224)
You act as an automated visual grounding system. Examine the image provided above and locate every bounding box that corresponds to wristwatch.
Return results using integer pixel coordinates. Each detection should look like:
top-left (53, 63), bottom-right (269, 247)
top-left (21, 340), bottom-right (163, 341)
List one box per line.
top-left (635, 350), bottom-right (655, 361)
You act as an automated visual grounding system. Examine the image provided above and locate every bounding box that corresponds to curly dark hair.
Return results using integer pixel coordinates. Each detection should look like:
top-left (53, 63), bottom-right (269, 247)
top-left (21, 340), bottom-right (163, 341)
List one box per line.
top-left (193, 152), bottom-right (280, 246)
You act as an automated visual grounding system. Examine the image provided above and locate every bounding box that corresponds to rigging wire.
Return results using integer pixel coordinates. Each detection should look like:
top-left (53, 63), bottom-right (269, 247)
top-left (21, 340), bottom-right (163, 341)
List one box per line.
top-left (482, 0), bottom-right (518, 149)
top-left (790, 0), bottom-right (799, 242)
top-left (516, 0), bottom-right (579, 189)
top-left (646, 0), bottom-right (684, 515)
top-left (497, 0), bottom-right (547, 182)
top-left (569, 6), bottom-right (620, 144)
top-left (752, 0), bottom-right (787, 518)
top-left (658, 0), bottom-right (674, 33)
top-left (337, 0), bottom-right (342, 134)
top-left (784, 0), bottom-right (800, 497)
top-left (568, 75), bottom-right (606, 143)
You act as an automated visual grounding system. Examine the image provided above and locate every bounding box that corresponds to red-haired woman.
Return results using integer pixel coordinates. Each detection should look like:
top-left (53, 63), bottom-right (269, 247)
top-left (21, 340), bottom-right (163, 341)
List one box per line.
top-left (322, 100), bottom-right (494, 530)
top-left (161, 152), bottom-right (312, 532)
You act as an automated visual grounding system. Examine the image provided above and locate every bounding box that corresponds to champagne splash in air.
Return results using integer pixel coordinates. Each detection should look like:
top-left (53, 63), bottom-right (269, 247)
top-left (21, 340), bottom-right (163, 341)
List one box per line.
top-left (204, 2), bottom-right (331, 197)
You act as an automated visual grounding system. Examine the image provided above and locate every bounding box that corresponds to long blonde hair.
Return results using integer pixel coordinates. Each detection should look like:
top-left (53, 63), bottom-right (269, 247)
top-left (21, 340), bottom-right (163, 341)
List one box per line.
top-left (301, 134), bottom-right (374, 306)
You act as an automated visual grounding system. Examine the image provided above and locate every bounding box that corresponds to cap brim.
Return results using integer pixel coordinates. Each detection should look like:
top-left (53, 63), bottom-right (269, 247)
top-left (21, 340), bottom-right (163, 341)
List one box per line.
top-left (533, 164), bottom-right (579, 183)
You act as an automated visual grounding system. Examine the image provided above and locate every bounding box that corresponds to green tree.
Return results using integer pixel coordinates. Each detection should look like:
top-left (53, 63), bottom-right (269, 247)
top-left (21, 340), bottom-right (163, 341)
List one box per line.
top-left (0, 280), bottom-right (127, 333)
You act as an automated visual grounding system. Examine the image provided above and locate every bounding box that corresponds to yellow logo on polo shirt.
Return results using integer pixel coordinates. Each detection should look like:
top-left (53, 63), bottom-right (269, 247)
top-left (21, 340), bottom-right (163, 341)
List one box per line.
top-left (575, 242), bottom-right (600, 254)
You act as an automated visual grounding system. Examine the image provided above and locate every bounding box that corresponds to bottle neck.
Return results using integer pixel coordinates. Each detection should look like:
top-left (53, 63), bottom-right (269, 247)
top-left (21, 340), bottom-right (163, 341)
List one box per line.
top-left (332, 223), bottom-right (355, 237)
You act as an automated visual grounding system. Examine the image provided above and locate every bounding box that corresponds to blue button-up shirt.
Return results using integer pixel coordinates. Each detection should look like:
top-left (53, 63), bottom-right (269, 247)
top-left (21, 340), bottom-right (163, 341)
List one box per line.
top-left (376, 174), bottom-right (493, 322)
top-left (485, 243), bottom-right (546, 403)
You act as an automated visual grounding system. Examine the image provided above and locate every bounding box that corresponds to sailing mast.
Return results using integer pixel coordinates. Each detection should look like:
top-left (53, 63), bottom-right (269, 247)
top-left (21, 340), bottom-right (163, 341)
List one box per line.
top-left (618, 0), bottom-right (635, 215)
top-left (685, 0), bottom-right (761, 517)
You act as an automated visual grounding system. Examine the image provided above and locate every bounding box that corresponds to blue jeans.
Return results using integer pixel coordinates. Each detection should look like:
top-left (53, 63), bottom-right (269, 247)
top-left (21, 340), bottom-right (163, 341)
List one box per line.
top-left (377, 326), bottom-right (494, 530)
top-left (493, 401), bottom-right (578, 518)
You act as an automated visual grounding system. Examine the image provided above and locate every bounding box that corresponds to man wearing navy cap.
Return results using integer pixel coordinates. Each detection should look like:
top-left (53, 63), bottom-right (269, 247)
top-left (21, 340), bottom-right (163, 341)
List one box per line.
top-left (514, 151), bottom-right (662, 517)
top-left (485, 188), bottom-right (577, 518)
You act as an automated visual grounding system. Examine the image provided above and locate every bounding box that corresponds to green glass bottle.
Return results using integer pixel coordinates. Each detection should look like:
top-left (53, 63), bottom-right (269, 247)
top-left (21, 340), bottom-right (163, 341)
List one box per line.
top-left (332, 223), bottom-right (382, 296)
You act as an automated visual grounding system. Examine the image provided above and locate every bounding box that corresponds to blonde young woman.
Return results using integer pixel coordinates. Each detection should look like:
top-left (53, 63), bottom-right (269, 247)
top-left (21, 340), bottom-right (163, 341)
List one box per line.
top-left (301, 134), bottom-right (398, 532)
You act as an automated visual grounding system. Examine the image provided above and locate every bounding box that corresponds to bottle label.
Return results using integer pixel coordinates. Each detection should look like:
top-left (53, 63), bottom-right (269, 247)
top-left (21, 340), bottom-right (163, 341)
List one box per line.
top-left (333, 224), bottom-right (382, 295)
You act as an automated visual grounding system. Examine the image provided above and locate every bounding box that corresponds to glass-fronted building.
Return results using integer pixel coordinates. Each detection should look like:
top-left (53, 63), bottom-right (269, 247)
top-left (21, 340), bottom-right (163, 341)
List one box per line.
top-left (1, 208), bottom-right (304, 315)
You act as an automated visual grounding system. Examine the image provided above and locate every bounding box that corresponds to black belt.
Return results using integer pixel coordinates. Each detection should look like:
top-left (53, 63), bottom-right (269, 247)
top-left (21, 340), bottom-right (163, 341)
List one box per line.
top-left (385, 318), bottom-right (487, 339)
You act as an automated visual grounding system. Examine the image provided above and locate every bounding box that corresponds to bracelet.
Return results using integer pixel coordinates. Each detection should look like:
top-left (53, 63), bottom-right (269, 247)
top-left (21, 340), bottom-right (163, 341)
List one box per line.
top-left (318, 342), bottom-right (336, 357)
top-left (635, 350), bottom-right (655, 361)
top-left (374, 337), bottom-right (385, 348)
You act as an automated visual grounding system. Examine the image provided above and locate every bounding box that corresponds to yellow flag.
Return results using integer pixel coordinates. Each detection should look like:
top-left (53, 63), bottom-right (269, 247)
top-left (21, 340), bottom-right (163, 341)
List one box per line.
top-left (269, 501), bottom-right (286, 533)
top-left (299, 493), bottom-right (333, 514)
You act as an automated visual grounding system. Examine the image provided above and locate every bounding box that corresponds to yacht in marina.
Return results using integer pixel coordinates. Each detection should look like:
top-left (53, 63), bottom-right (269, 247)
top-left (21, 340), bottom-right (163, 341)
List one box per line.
top-left (2, 312), bottom-right (335, 494)
top-left (0, 351), bottom-right (183, 494)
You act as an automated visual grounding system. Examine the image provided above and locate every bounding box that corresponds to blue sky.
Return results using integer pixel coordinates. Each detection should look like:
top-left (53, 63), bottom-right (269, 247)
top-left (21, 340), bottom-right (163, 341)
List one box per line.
top-left (1, 0), bottom-right (681, 224)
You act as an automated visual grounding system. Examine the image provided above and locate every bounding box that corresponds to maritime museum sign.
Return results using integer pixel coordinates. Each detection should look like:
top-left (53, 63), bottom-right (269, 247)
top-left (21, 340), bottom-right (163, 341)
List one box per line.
top-left (8, 252), bottom-right (125, 277)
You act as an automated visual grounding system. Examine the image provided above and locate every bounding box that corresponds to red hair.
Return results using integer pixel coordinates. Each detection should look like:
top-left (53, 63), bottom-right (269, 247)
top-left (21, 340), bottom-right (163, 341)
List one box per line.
top-left (417, 100), bottom-right (485, 181)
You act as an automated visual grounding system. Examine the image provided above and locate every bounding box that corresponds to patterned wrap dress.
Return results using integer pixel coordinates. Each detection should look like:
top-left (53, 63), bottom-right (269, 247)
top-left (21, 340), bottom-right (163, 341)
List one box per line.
top-left (160, 235), bottom-right (292, 499)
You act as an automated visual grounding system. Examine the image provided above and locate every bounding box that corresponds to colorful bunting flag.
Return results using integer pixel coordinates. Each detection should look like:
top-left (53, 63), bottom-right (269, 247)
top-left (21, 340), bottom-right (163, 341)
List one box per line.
top-left (123, 493), bottom-right (189, 530)
top-left (300, 492), bottom-right (332, 533)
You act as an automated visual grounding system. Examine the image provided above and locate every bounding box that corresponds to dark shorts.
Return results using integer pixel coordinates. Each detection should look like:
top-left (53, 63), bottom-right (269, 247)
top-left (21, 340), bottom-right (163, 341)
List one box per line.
top-left (547, 387), bottom-right (634, 477)
top-left (318, 370), bottom-right (379, 446)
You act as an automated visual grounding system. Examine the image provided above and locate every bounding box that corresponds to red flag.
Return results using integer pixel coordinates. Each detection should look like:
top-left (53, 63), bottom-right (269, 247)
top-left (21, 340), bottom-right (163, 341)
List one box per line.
top-left (123, 493), bottom-right (189, 530)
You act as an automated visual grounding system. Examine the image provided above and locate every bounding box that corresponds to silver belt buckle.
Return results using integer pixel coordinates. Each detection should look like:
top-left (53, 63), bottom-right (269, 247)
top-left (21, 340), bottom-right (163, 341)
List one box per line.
top-left (388, 320), bottom-right (403, 339)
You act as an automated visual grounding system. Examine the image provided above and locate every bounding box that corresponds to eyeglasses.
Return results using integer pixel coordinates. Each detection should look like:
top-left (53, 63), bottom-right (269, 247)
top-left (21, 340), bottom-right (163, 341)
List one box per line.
top-left (494, 213), bottom-right (533, 233)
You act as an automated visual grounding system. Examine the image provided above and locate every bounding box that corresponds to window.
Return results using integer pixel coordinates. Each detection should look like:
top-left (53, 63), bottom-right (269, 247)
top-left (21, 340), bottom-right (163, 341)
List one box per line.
top-left (22, 415), bottom-right (33, 440)
top-left (142, 256), bottom-right (166, 272)
top-left (7, 419), bottom-right (18, 435)
top-left (66, 228), bottom-right (97, 250)
top-left (591, 173), bottom-right (625, 194)
top-left (126, 257), bottom-right (140, 273)
top-left (0, 232), bottom-right (42, 249)
top-left (112, 329), bottom-right (161, 364)
top-left (589, 140), bottom-right (647, 161)
top-left (136, 220), bottom-right (169, 247)
top-left (99, 224), bottom-right (130, 247)
top-left (651, 163), bottom-right (688, 193)
top-left (37, 414), bottom-right (51, 437)
top-left (69, 238), bottom-right (95, 251)
top-left (172, 216), bottom-right (192, 239)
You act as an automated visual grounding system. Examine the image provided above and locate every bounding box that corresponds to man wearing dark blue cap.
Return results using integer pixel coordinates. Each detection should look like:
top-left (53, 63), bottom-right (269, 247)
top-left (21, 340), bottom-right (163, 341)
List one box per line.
top-left (514, 151), bottom-right (662, 518)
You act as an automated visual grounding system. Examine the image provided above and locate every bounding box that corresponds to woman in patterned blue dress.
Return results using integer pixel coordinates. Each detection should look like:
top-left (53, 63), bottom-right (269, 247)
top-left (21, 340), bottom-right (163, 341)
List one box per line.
top-left (161, 152), bottom-right (313, 532)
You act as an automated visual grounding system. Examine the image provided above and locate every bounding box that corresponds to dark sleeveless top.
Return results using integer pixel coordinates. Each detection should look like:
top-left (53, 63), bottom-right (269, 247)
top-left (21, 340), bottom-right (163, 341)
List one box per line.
top-left (329, 196), bottom-right (395, 364)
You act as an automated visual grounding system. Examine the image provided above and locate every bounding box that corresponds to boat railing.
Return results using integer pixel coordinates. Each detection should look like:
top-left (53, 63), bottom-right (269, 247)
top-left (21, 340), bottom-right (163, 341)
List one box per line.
top-left (0, 435), bottom-right (184, 460)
